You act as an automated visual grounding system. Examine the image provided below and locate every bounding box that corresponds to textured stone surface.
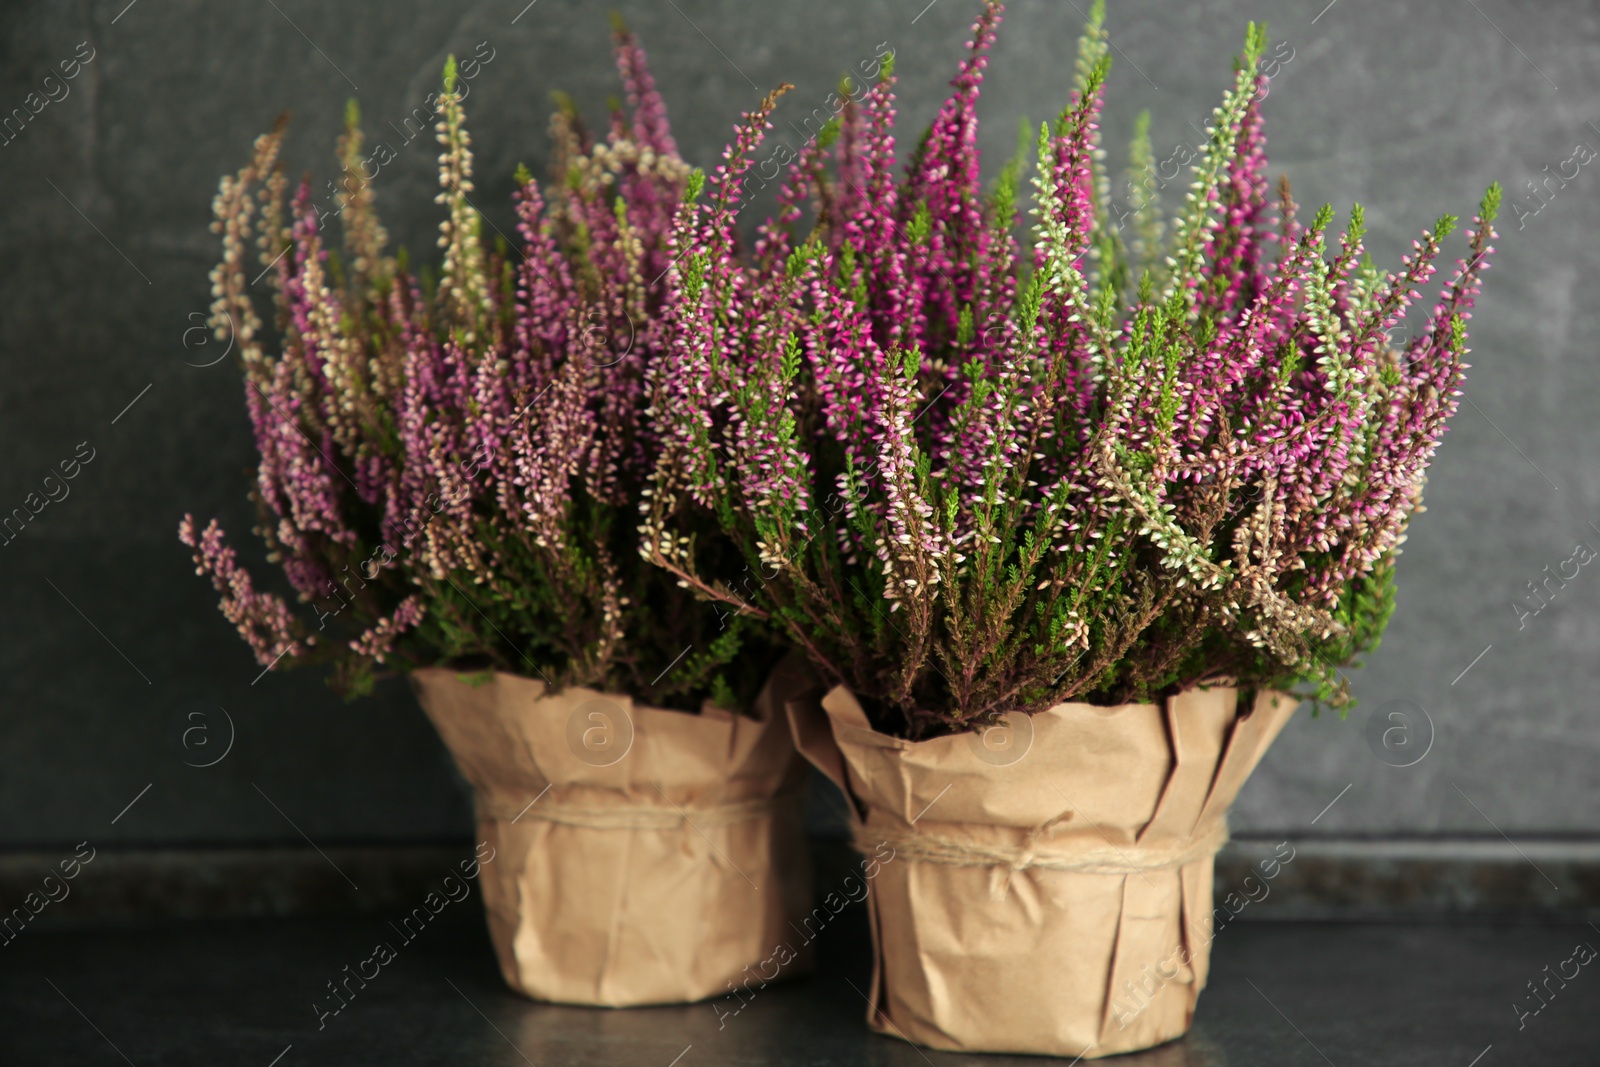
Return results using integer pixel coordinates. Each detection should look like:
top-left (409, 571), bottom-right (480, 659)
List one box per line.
top-left (0, 0), bottom-right (1597, 849)
top-left (3, 906), bottom-right (1597, 1065)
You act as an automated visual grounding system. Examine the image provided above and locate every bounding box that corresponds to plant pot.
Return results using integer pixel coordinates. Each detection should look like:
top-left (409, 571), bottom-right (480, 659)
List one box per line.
top-left (411, 660), bottom-right (814, 1007)
top-left (787, 684), bottom-right (1297, 1058)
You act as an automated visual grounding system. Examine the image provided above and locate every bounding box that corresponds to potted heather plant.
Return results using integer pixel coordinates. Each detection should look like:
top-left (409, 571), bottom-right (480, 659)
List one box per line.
top-left (181, 31), bottom-right (814, 1007)
top-left (642, 0), bottom-right (1497, 1055)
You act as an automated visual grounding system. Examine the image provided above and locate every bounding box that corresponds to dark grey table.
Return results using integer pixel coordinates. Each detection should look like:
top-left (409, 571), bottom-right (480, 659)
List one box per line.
top-left (2, 905), bottom-right (1594, 1065)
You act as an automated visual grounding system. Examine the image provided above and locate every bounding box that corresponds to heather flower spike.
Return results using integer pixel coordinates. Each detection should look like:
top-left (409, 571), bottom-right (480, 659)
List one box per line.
top-left (646, 1), bottom-right (1499, 737)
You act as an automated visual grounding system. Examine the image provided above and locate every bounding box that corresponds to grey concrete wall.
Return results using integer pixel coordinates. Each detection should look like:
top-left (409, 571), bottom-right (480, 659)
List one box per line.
top-left (0, 0), bottom-right (1595, 849)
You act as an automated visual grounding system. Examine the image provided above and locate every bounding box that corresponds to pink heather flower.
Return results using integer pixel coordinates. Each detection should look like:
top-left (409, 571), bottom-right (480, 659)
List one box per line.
top-left (645, 2), bottom-right (1499, 734)
top-left (179, 514), bottom-right (309, 667)
top-left (185, 30), bottom-right (781, 705)
top-left (351, 596), bottom-right (425, 664)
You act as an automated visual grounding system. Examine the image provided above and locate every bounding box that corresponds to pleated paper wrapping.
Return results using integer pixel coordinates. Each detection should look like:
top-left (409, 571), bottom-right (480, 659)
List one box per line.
top-left (788, 684), bottom-right (1297, 1058)
top-left (411, 661), bottom-right (814, 1007)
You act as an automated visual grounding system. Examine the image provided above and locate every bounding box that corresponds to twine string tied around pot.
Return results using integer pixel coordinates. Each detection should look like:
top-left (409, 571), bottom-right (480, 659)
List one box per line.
top-left (855, 815), bottom-right (1229, 896)
top-left (481, 787), bottom-right (800, 831)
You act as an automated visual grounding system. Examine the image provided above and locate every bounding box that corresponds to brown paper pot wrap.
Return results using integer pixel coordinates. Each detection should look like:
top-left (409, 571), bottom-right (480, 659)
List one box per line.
top-left (411, 662), bottom-right (814, 1007)
top-left (788, 684), bottom-right (1297, 1058)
